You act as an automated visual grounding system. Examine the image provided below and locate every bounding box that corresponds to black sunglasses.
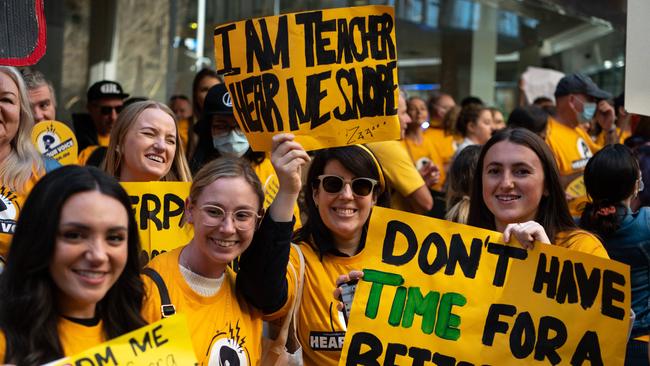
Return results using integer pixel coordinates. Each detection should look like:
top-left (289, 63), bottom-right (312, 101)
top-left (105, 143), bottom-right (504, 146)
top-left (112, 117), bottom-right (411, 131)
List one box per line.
top-left (100, 105), bottom-right (124, 115)
top-left (316, 175), bottom-right (378, 196)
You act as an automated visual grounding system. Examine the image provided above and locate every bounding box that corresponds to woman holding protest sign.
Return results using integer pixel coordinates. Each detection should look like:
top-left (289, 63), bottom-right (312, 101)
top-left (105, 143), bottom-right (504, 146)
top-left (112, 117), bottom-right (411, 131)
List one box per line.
top-left (0, 165), bottom-right (146, 364)
top-left (277, 144), bottom-right (389, 366)
top-left (0, 66), bottom-right (59, 265)
top-left (141, 133), bottom-right (309, 364)
top-left (579, 144), bottom-right (650, 364)
top-left (467, 128), bottom-right (608, 257)
top-left (103, 101), bottom-right (192, 182)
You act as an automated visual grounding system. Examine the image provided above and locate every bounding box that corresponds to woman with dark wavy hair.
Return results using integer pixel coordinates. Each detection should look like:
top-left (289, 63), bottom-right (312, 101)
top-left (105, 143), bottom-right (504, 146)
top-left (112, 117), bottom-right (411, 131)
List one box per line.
top-left (0, 165), bottom-right (146, 364)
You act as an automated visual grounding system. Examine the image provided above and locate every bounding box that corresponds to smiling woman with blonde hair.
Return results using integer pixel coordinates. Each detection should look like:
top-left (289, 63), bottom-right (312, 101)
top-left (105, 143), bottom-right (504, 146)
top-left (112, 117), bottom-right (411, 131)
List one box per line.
top-left (103, 101), bottom-right (191, 182)
top-left (0, 66), bottom-right (58, 261)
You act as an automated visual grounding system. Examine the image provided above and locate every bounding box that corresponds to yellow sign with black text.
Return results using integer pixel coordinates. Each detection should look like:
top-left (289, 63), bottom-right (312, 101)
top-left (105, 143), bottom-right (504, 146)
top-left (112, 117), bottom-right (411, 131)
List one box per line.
top-left (213, 5), bottom-right (401, 151)
top-left (46, 315), bottom-right (196, 366)
top-left (31, 120), bottom-right (78, 165)
top-left (121, 182), bottom-right (193, 265)
top-left (340, 207), bottom-right (630, 365)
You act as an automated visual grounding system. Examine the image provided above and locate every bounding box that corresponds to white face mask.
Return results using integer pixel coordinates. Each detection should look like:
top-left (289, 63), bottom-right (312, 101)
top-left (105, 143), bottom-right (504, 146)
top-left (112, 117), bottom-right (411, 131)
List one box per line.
top-left (212, 130), bottom-right (249, 157)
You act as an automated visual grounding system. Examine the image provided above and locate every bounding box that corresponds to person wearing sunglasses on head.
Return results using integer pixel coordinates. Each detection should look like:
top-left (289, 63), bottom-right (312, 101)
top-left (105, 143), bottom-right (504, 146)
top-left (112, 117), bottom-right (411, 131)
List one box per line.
top-left (74, 81), bottom-right (129, 165)
top-left (238, 145), bottom-right (391, 366)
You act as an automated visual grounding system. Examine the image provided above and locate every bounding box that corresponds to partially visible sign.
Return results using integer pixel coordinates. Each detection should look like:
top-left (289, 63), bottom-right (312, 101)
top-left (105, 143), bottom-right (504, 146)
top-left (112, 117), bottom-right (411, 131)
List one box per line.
top-left (121, 182), bottom-right (193, 265)
top-left (31, 120), bottom-right (78, 165)
top-left (625, 0), bottom-right (650, 116)
top-left (0, 0), bottom-right (46, 66)
top-left (46, 315), bottom-right (197, 366)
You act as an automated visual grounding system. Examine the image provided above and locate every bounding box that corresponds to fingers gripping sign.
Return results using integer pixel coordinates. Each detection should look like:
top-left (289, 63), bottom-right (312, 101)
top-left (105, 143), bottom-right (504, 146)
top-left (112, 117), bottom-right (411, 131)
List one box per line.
top-left (503, 221), bottom-right (551, 250)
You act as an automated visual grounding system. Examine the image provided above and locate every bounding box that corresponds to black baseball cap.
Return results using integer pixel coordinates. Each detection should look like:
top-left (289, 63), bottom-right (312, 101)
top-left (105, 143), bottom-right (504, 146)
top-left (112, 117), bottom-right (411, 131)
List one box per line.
top-left (554, 73), bottom-right (612, 100)
top-left (194, 83), bottom-right (234, 134)
top-left (87, 80), bottom-right (129, 102)
top-left (203, 83), bottom-right (233, 116)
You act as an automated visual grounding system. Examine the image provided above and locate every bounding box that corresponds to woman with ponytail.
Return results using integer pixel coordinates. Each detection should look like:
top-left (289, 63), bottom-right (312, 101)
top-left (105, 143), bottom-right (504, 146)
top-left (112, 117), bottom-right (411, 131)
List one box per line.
top-left (580, 144), bottom-right (650, 365)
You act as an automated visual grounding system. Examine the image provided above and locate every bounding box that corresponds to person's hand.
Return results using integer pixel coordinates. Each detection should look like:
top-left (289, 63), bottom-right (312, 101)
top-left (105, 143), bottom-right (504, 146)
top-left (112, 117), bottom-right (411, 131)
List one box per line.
top-left (270, 133), bottom-right (310, 195)
top-left (419, 161), bottom-right (441, 188)
top-left (503, 221), bottom-right (551, 250)
top-left (594, 100), bottom-right (615, 132)
top-left (333, 270), bottom-right (364, 312)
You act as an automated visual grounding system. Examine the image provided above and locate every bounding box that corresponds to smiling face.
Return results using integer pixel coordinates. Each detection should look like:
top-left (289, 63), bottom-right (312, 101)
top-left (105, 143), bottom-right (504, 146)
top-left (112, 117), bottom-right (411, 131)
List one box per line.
top-left (185, 176), bottom-right (260, 277)
top-left (313, 159), bottom-right (377, 251)
top-left (482, 141), bottom-right (546, 232)
top-left (50, 190), bottom-right (129, 318)
top-left (0, 71), bottom-right (21, 153)
top-left (119, 108), bottom-right (177, 182)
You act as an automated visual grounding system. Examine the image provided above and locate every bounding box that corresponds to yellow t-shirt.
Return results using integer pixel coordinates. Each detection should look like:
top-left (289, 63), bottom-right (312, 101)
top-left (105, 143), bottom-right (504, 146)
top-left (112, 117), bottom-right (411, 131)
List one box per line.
top-left (555, 230), bottom-right (609, 259)
top-left (178, 118), bottom-right (191, 147)
top-left (142, 246), bottom-right (292, 365)
top-left (0, 167), bottom-right (43, 261)
top-left (77, 145), bottom-right (100, 166)
top-left (292, 242), bottom-right (367, 366)
top-left (366, 141), bottom-right (426, 212)
top-left (423, 127), bottom-right (458, 171)
top-left (97, 133), bottom-right (110, 147)
top-left (595, 127), bottom-right (632, 146)
top-left (545, 117), bottom-right (602, 217)
top-left (401, 135), bottom-right (446, 191)
top-left (254, 157), bottom-right (302, 228)
top-left (0, 318), bottom-right (105, 362)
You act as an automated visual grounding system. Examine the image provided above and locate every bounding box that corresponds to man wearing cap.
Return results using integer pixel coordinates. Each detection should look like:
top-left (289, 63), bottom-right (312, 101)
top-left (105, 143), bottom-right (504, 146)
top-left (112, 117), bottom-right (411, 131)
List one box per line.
top-left (546, 73), bottom-right (614, 216)
top-left (74, 80), bottom-right (129, 165)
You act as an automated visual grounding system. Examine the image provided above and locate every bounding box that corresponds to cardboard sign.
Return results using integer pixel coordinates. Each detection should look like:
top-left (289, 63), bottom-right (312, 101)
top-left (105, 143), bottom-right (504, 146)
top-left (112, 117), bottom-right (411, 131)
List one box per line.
top-left (46, 315), bottom-right (197, 366)
top-left (31, 120), bottom-right (78, 165)
top-left (340, 207), bottom-right (630, 365)
top-left (213, 5), bottom-right (401, 151)
top-left (121, 182), bottom-right (193, 265)
top-left (625, 0), bottom-right (650, 116)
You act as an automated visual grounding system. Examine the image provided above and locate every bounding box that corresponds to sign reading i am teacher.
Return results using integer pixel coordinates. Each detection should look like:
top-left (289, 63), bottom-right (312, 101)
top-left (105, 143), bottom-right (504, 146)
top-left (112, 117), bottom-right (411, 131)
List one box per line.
top-left (213, 5), bottom-right (401, 151)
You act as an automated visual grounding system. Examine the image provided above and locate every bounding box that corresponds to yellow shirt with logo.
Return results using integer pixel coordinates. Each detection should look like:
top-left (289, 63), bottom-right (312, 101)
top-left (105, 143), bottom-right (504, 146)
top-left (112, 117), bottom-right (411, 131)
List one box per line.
top-left (366, 141), bottom-right (426, 212)
top-left (0, 167), bottom-right (43, 262)
top-left (545, 117), bottom-right (602, 217)
top-left (423, 127), bottom-right (458, 171)
top-left (0, 318), bottom-right (105, 362)
top-left (291, 242), bottom-right (367, 366)
top-left (142, 246), bottom-right (293, 365)
top-left (401, 135), bottom-right (446, 191)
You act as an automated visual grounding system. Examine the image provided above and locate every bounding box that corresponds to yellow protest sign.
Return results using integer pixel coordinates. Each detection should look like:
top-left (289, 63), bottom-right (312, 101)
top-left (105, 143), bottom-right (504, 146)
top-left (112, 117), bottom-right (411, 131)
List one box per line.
top-left (31, 120), bottom-right (78, 165)
top-left (121, 182), bottom-right (193, 265)
top-left (340, 207), bottom-right (630, 365)
top-left (566, 175), bottom-right (586, 198)
top-left (213, 5), bottom-right (401, 151)
top-left (47, 314), bottom-right (197, 366)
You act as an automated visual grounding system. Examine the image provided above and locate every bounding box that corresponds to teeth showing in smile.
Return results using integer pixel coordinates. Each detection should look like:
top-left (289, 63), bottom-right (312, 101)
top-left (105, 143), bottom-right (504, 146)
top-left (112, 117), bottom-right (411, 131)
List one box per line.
top-left (146, 154), bottom-right (164, 163)
top-left (211, 238), bottom-right (238, 248)
top-left (74, 270), bottom-right (105, 279)
top-left (496, 195), bottom-right (520, 201)
top-left (333, 208), bottom-right (357, 215)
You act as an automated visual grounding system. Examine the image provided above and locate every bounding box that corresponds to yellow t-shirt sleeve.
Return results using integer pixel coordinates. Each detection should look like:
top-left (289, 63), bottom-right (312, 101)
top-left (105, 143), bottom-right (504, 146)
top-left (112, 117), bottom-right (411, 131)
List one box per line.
top-left (0, 330), bottom-right (6, 363)
top-left (140, 273), bottom-right (163, 324)
top-left (366, 141), bottom-right (425, 197)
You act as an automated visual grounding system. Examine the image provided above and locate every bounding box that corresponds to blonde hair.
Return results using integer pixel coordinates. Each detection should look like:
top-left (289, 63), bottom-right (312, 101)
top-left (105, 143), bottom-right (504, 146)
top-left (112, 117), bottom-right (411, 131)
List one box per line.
top-left (0, 66), bottom-right (44, 193)
top-left (103, 101), bottom-right (192, 182)
top-left (189, 157), bottom-right (263, 208)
